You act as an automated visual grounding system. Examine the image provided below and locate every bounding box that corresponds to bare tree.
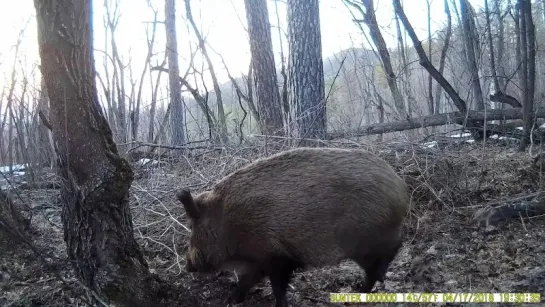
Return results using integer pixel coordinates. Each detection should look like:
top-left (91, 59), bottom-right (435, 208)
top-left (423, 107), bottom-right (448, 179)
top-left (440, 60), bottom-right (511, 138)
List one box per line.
top-left (344, 0), bottom-right (407, 120)
top-left (33, 1), bottom-right (199, 305)
top-left (287, 0), bottom-right (327, 140)
top-left (105, 0), bottom-right (128, 142)
top-left (485, 0), bottom-right (521, 110)
top-left (434, 0), bottom-right (453, 114)
top-left (133, 0), bottom-right (160, 142)
top-left (165, 0), bottom-right (187, 146)
top-left (148, 56), bottom-right (166, 143)
top-left (184, 0), bottom-right (228, 142)
top-left (394, 5), bottom-right (415, 117)
top-left (426, 0), bottom-right (434, 115)
top-left (244, 0), bottom-right (285, 136)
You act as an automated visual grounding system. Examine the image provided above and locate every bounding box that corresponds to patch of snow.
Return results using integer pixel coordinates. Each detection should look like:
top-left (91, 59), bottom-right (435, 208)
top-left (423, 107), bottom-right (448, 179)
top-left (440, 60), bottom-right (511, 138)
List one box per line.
top-left (137, 158), bottom-right (160, 167)
top-left (500, 137), bottom-right (519, 142)
top-left (0, 163), bottom-right (29, 173)
top-left (421, 141), bottom-right (438, 148)
top-left (448, 133), bottom-right (472, 138)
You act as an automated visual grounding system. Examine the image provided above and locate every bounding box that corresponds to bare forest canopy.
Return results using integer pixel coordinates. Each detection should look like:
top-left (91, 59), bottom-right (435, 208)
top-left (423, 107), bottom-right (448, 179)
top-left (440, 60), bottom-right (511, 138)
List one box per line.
top-left (0, 0), bottom-right (542, 168)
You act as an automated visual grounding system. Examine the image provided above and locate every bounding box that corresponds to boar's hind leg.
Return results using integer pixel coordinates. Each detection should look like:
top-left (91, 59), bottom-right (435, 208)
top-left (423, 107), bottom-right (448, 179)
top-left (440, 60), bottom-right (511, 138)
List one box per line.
top-left (353, 239), bottom-right (402, 293)
top-left (228, 267), bottom-right (265, 304)
top-left (266, 257), bottom-right (302, 307)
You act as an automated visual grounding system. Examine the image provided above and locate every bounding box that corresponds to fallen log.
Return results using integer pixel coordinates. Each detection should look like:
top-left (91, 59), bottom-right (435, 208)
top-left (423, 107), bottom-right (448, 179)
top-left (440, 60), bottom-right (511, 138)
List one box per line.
top-left (327, 107), bottom-right (545, 140)
top-left (471, 192), bottom-right (545, 228)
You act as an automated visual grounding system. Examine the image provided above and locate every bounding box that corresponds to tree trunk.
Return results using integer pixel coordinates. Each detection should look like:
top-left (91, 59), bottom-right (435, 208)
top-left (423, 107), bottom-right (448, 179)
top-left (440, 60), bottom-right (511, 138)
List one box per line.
top-left (394, 5), bottom-right (415, 117)
top-left (244, 0), bottom-right (285, 136)
top-left (165, 0), bottom-right (187, 146)
top-left (485, 0), bottom-right (522, 114)
top-left (354, 0), bottom-right (407, 120)
top-left (519, 0), bottom-right (536, 151)
top-left (460, 0), bottom-right (485, 111)
top-left (426, 0), bottom-right (434, 115)
top-left (434, 0), bottom-right (452, 114)
top-left (33, 1), bottom-right (198, 305)
top-left (287, 0), bottom-right (327, 141)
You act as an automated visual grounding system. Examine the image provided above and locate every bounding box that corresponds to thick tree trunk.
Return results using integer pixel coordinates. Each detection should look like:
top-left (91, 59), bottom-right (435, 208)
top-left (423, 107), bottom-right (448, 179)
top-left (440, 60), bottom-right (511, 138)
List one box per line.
top-left (460, 0), bottom-right (485, 111)
top-left (244, 0), bottom-right (285, 136)
top-left (519, 0), bottom-right (536, 151)
top-left (287, 0), bottom-right (327, 140)
top-left (165, 0), bottom-right (187, 146)
top-left (33, 1), bottom-right (198, 306)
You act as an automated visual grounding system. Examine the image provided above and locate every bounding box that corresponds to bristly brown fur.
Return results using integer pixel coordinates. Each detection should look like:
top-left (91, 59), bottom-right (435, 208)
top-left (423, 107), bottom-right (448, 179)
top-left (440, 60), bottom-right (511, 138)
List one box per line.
top-left (177, 147), bottom-right (410, 307)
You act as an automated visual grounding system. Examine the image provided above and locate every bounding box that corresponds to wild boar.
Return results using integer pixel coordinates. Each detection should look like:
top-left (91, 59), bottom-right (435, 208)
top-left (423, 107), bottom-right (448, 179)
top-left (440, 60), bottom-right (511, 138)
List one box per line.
top-left (176, 147), bottom-right (409, 307)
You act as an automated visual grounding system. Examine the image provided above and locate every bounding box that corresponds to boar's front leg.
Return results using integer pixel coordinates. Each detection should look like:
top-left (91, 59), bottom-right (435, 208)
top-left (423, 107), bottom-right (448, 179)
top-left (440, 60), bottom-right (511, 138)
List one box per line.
top-left (228, 266), bottom-right (265, 304)
top-left (266, 256), bottom-right (302, 307)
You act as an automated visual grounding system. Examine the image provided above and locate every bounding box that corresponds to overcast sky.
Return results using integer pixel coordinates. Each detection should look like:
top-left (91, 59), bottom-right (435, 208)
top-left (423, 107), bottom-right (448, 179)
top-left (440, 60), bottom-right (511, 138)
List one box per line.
top-left (0, 0), bottom-right (483, 102)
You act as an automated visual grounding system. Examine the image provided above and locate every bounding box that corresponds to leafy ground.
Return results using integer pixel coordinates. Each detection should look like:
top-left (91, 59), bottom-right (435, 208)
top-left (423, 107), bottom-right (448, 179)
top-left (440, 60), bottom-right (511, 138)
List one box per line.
top-left (1, 140), bottom-right (545, 307)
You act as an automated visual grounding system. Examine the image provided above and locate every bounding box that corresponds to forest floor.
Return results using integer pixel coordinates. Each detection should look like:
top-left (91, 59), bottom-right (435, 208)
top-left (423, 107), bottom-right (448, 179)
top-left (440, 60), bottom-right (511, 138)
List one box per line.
top-left (1, 138), bottom-right (545, 307)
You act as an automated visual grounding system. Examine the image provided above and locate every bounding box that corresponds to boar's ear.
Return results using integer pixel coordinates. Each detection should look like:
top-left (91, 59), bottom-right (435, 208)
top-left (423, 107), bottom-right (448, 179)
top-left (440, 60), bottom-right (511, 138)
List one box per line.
top-left (176, 189), bottom-right (200, 220)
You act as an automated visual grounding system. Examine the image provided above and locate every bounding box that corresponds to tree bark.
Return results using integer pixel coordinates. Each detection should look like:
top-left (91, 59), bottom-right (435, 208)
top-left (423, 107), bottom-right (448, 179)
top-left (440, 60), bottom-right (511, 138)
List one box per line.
top-left (287, 0), bottom-right (327, 140)
top-left (244, 0), bottom-right (285, 136)
top-left (33, 1), bottom-right (198, 305)
top-left (165, 0), bottom-right (187, 146)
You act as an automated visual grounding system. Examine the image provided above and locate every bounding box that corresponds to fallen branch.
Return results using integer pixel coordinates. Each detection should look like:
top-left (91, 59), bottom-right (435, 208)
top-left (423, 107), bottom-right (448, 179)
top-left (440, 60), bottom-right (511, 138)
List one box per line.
top-left (489, 92), bottom-right (522, 108)
top-left (122, 141), bottom-right (224, 152)
top-left (327, 107), bottom-right (545, 139)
